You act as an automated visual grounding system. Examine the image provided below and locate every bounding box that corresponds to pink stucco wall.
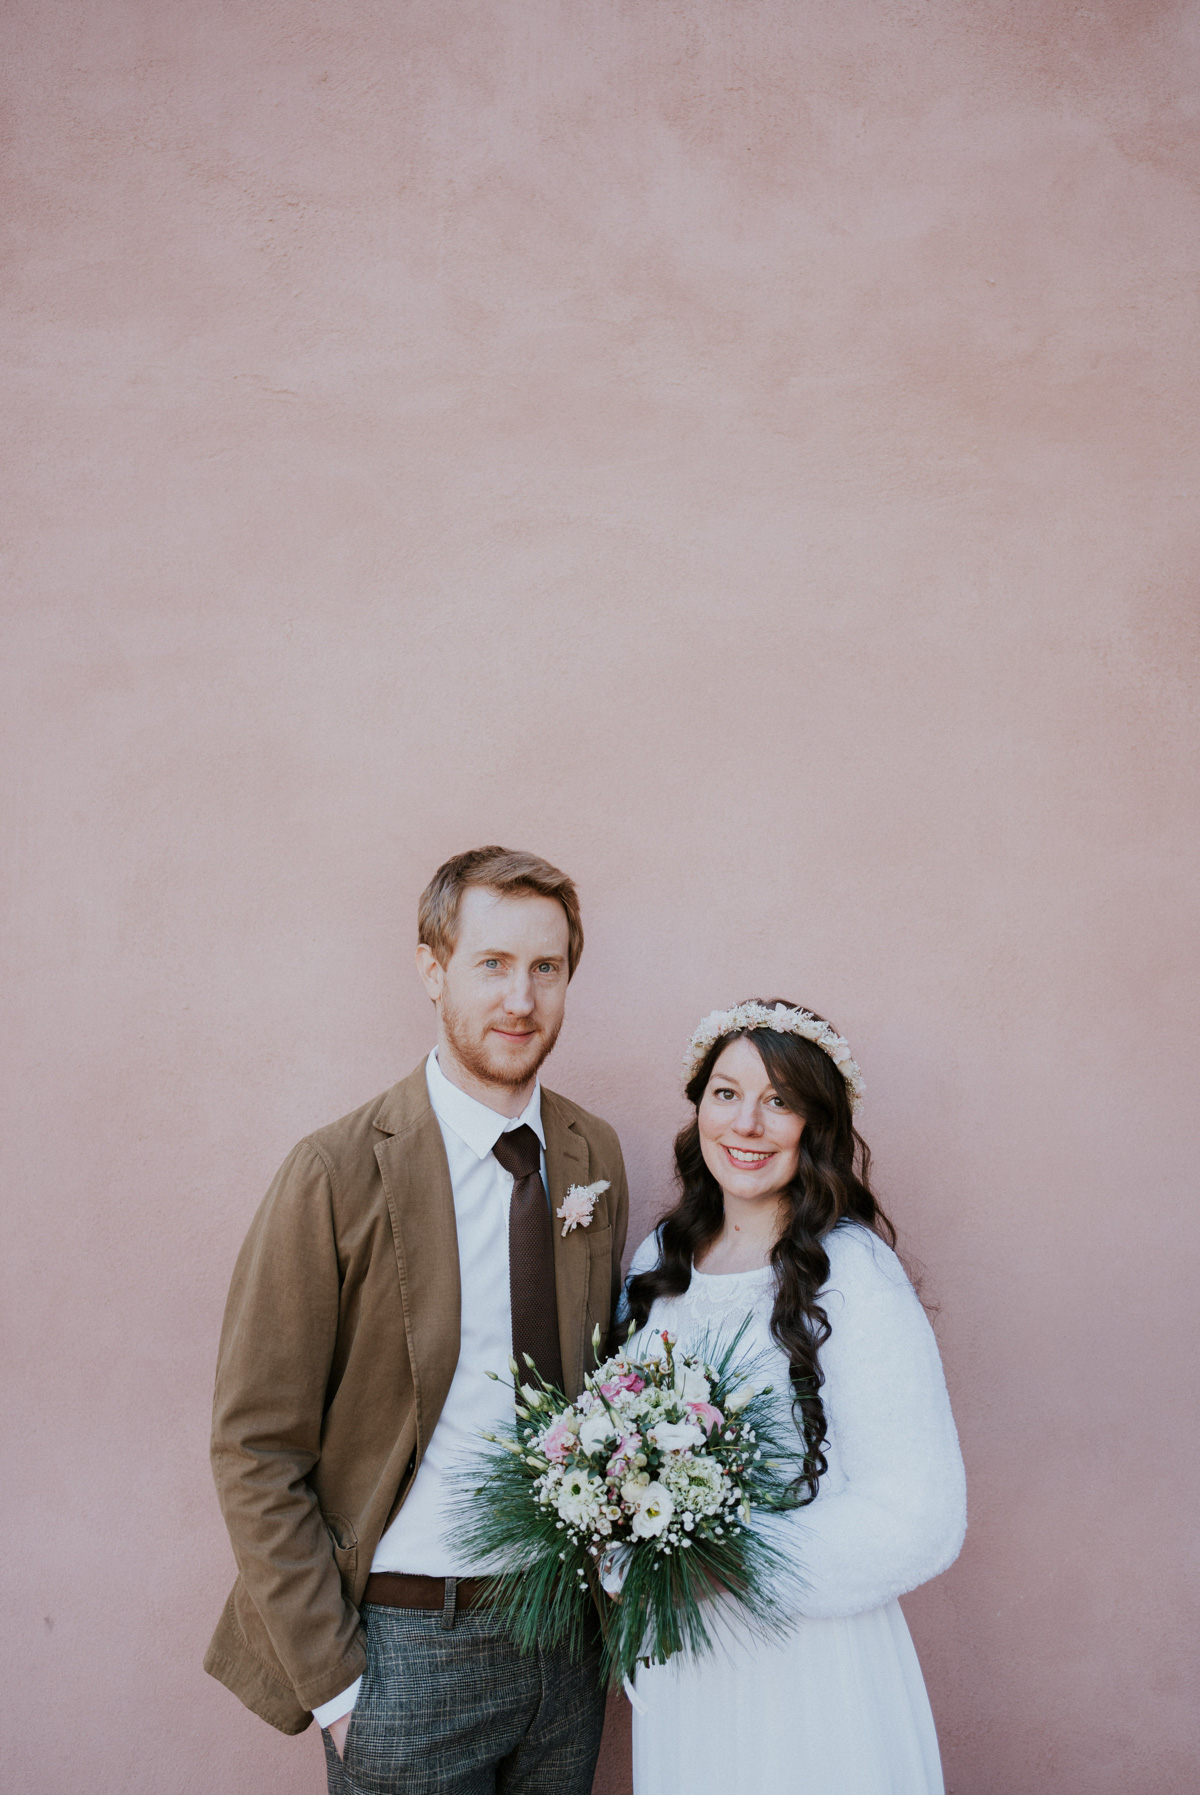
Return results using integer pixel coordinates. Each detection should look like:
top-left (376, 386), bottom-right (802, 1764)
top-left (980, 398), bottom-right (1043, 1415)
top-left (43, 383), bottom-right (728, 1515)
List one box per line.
top-left (3, 4), bottom-right (1198, 1791)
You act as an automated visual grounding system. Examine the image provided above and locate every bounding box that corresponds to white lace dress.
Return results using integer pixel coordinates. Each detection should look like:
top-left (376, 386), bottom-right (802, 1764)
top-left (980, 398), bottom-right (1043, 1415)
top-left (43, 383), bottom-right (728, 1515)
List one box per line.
top-left (623, 1223), bottom-right (966, 1795)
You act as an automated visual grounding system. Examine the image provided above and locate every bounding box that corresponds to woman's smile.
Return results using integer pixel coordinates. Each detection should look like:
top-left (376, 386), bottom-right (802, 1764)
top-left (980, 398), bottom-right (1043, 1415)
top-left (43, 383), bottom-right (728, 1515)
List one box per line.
top-left (722, 1144), bottom-right (776, 1168)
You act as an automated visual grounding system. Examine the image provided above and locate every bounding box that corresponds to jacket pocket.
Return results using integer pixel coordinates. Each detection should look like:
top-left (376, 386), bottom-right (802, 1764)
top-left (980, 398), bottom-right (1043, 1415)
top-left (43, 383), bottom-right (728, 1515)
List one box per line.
top-left (322, 1511), bottom-right (358, 1588)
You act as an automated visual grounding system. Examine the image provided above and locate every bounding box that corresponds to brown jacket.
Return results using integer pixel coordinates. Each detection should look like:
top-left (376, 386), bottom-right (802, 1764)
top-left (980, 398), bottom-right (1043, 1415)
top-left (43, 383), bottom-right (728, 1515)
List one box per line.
top-left (204, 1062), bottom-right (630, 1734)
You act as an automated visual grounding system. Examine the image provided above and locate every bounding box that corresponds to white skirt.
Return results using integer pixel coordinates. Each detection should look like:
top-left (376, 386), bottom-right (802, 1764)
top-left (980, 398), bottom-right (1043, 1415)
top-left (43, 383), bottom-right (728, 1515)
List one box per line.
top-left (631, 1598), bottom-right (944, 1795)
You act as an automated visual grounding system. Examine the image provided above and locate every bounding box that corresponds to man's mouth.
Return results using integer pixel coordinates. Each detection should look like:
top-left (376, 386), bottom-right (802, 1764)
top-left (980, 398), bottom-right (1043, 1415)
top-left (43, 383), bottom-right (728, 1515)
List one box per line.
top-left (723, 1145), bottom-right (775, 1168)
top-left (492, 1027), bottom-right (538, 1042)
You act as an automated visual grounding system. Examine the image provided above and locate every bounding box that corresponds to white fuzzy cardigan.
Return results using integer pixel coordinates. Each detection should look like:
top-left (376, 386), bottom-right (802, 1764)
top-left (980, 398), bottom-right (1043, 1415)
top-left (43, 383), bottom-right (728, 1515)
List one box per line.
top-left (623, 1221), bottom-right (967, 1617)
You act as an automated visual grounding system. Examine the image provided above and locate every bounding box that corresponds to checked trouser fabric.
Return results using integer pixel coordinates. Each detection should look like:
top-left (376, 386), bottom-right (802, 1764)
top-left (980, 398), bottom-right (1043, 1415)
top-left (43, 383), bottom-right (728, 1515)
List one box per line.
top-left (322, 1606), bottom-right (605, 1795)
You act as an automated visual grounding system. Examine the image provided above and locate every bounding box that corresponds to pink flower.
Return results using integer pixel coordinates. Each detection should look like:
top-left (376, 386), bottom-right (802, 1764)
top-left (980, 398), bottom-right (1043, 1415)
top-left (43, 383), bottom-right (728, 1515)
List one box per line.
top-left (605, 1433), bottom-right (640, 1479)
top-left (599, 1372), bottom-right (645, 1400)
top-left (541, 1416), bottom-right (576, 1463)
top-left (555, 1180), bottom-right (610, 1236)
top-left (687, 1401), bottom-right (725, 1435)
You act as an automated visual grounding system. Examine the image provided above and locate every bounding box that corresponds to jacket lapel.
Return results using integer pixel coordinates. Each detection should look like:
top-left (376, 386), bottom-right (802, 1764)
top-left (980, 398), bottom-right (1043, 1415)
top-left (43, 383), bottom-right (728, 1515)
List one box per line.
top-left (373, 1064), bottom-right (461, 1463)
top-left (542, 1090), bottom-right (593, 1396)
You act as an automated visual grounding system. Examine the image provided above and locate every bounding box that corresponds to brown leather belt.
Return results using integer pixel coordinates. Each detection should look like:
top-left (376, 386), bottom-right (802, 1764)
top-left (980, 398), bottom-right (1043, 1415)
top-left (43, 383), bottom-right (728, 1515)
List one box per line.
top-left (362, 1572), bottom-right (496, 1614)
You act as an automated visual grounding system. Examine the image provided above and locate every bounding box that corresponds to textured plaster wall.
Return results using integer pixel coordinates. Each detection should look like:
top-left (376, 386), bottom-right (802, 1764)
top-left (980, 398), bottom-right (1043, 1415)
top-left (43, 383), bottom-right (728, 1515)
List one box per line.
top-left (3, 4), bottom-right (1199, 1792)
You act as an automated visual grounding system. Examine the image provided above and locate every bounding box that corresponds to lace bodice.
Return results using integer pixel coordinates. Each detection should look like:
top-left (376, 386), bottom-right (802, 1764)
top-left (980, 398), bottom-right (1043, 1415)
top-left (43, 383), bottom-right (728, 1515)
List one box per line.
top-left (643, 1260), bottom-right (781, 1337)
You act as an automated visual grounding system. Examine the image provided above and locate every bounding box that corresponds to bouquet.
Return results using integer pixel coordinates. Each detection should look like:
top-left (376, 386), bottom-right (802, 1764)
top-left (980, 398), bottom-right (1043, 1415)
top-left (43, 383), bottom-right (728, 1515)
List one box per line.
top-left (455, 1324), bottom-right (806, 1690)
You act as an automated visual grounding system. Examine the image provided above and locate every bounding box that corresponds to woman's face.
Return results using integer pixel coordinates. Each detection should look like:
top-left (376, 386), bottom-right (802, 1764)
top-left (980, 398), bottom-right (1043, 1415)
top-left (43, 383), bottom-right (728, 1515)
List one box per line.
top-left (697, 1035), bottom-right (805, 1203)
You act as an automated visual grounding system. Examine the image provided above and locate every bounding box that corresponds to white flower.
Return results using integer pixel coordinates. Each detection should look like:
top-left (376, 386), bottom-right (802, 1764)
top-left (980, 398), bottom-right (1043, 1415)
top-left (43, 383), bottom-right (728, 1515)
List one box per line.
top-left (649, 1417), bottom-right (704, 1455)
top-left (674, 1364), bottom-right (712, 1406)
top-left (556, 1468), bottom-right (601, 1527)
top-left (662, 1452), bottom-right (727, 1515)
top-left (630, 1482), bottom-right (674, 1539)
top-left (724, 1384), bottom-right (756, 1414)
top-left (555, 1180), bottom-right (610, 1236)
top-left (578, 1409), bottom-right (617, 1455)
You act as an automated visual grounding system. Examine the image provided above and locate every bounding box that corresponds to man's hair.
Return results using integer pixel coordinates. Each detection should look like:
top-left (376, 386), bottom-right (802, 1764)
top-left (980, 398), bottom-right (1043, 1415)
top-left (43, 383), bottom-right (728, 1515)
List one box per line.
top-left (417, 846), bottom-right (584, 977)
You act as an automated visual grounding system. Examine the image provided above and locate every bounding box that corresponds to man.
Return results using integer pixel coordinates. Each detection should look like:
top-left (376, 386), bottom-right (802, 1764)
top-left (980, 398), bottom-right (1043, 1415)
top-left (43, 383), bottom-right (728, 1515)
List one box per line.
top-left (205, 847), bottom-right (629, 1794)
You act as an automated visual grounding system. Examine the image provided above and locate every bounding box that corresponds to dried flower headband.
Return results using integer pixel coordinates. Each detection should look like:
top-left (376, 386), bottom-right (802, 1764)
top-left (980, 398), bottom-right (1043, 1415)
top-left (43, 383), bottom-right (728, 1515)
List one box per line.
top-left (683, 1001), bottom-right (865, 1111)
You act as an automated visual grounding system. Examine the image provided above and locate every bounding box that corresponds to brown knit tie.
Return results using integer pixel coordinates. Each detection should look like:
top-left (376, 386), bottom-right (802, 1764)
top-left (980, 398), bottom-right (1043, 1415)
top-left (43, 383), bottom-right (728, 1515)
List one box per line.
top-left (493, 1124), bottom-right (564, 1392)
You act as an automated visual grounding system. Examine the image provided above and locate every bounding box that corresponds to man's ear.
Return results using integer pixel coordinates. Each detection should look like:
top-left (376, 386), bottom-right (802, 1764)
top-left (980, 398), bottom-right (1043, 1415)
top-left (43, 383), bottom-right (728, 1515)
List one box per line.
top-left (415, 943), bottom-right (445, 1003)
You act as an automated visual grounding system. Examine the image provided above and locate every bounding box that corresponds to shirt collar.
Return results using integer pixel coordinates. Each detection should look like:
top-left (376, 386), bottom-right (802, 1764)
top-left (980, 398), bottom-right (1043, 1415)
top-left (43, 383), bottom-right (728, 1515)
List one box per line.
top-left (426, 1048), bottom-right (545, 1161)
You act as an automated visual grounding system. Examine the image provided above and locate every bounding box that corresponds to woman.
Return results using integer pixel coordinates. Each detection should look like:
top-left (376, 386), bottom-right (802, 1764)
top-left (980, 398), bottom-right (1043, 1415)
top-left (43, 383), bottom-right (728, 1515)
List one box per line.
top-left (623, 1000), bottom-right (966, 1795)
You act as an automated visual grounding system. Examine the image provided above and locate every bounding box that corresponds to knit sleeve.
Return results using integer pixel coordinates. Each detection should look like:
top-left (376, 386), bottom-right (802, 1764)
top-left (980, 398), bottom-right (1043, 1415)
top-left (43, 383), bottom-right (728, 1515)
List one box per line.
top-left (765, 1227), bottom-right (966, 1618)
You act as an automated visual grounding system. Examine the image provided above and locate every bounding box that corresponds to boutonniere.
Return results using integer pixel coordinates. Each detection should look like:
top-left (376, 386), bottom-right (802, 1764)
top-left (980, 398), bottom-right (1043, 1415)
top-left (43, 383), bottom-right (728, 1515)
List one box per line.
top-left (555, 1180), bottom-right (610, 1237)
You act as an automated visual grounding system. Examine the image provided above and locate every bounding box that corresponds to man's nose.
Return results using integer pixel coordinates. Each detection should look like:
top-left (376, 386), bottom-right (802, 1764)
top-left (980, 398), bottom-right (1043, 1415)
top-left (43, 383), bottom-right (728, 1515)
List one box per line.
top-left (502, 973), bottom-right (535, 1015)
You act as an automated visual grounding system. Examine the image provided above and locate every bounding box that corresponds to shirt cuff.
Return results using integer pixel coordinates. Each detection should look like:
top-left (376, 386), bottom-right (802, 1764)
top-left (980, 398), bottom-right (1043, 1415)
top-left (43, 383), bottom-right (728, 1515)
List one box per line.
top-left (312, 1677), bottom-right (362, 1729)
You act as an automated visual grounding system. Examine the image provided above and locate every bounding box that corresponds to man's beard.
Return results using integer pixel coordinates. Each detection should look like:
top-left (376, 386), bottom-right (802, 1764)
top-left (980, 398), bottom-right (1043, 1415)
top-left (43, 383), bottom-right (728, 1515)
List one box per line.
top-left (440, 991), bottom-right (563, 1091)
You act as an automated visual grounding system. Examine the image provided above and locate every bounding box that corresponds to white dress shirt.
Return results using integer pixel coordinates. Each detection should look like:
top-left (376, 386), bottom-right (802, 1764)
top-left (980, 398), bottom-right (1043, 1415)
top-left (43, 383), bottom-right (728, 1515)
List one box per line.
top-left (312, 1049), bottom-right (545, 1728)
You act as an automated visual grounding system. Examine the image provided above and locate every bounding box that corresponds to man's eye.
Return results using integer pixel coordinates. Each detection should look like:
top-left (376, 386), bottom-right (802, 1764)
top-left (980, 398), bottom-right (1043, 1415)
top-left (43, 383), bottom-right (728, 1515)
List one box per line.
top-left (484, 958), bottom-right (500, 969)
top-left (536, 962), bottom-right (555, 973)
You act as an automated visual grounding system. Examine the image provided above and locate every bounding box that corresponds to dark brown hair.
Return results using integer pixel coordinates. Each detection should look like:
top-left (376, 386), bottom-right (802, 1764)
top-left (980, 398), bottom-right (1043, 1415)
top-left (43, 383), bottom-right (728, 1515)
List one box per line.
top-left (417, 846), bottom-right (584, 977)
top-left (626, 1000), bottom-right (896, 1504)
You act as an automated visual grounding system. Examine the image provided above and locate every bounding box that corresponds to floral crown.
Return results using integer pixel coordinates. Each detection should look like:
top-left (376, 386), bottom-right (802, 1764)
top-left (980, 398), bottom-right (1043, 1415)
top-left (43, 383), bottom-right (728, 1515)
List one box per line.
top-left (683, 1001), bottom-right (865, 1110)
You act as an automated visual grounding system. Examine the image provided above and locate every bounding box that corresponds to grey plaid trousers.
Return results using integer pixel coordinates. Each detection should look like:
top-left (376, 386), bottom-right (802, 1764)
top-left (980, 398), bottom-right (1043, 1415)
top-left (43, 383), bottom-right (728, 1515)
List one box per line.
top-left (321, 1602), bottom-right (607, 1795)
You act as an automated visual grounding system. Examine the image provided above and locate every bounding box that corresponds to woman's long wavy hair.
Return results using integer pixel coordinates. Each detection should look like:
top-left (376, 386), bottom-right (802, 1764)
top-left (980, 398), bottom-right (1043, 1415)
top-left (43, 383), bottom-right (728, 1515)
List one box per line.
top-left (626, 1000), bottom-right (896, 1505)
